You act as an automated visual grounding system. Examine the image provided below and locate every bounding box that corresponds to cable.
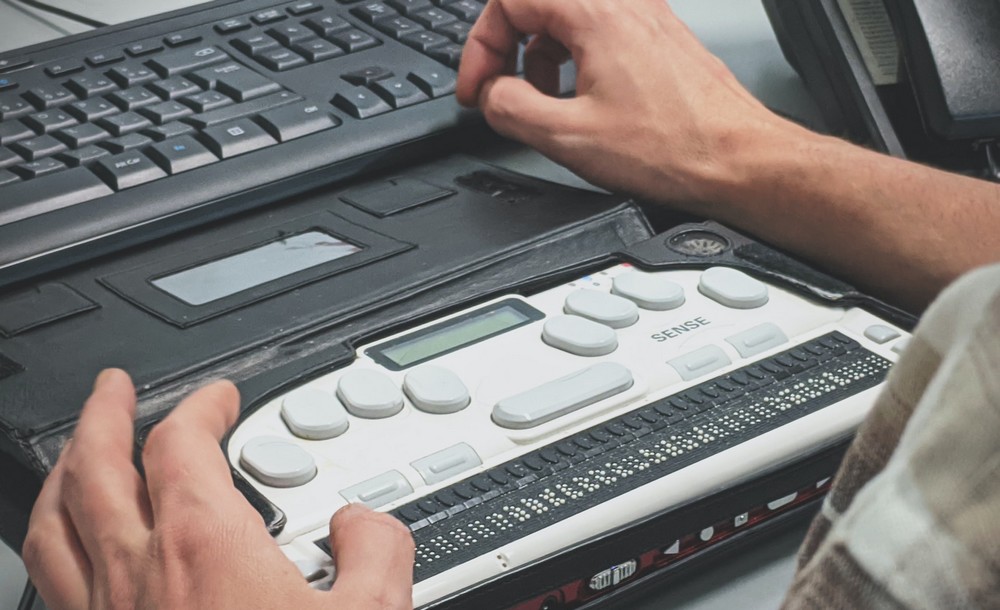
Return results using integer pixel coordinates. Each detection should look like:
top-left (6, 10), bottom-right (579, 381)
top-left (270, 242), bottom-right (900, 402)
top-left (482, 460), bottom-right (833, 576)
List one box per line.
top-left (9, 0), bottom-right (107, 29)
top-left (17, 579), bottom-right (37, 610)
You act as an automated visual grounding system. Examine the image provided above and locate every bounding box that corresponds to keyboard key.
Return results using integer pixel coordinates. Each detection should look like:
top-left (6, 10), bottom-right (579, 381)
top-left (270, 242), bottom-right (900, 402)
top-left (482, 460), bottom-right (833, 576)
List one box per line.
top-left (231, 34), bottom-right (281, 57)
top-left (182, 90), bottom-right (301, 128)
top-left (442, 0), bottom-right (484, 21)
top-left (86, 50), bottom-right (124, 67)
top-left (163, 32), bottom-right (202, 47)
top-left (44, 62), bottom-right (84, 77)
top-left (304, 13), bottom-right (351, 36)
top-left (215, 16), bottom-right (252, 34)
top-left (106, 64), bottom-right (158, 88)
top-left (148, 77), bottom-right (201, 100)
top-left (140, 100), bottom-right (194, 124)
top-left (0, 169), bottom-right (19, 186)
top-left (65, 74), bottom-right (118, 98)
top-left (200, 119), bottom-right (278, 158)
top-left (93, 151), bottom-right (167, 189)
top-left (293, 39), bottom-right (345, 62)
top-left (332, 87), bottom-right (392, 118)
top-left (411, 6), bottom-right (456, 28)
top-left (0, 146), bottom-right (21, 168)
top-left (342, 65), bottom-right (393, 86)
top-left (0, 167), bottom-right (113, 227)
top-left (54, 123), bottom-right (109, 148)
top-left (374, 16), bottom-right (423, 39)
top-left (13, 157), bottom-right (67, 179)
top-left (257, 49), bottom-right (308, 72)
top-left (98, 112), bottom-right (153, 136)
top-left (148, 45), bottom-right (228, 77)
top-left (435, 20), bottom-right (471, 43)
top-left (0, 96), bottom-right (33, 120)
top-left (101, 133), bottom-right (153, 153)
top-left (352, 2), bottom-right (398, 23)
top-left (0, 77), bottom-right (16, 92)
top-left (287, 1), bottom-right (323, 15)
top-left (143, 121), bottom-right (196, 141)
top-left (329, 28), bottom-right (380, 52)
top-left (190, 63), bottom-right (282, 101)
top-left (267, 24), bottom-right (316, 46)
top-left (182, 90), bottom-right (233, 112)
top-left (370, 76), bottom-right (428, 108)
top-left (147, 136), bottom-right (218, 174)
top-left (387, 0), bottom-right (432, 15)
top-left (108, 87), bottom-right (160, 111)
top-left (257, 102), bottom-right (340, 141)
top-left (65, 98), bottom-right (119, 122)
top-left (24, 86), bottom-right (76, 109)
top-left (0, 57), bottom-right (31, 73)
top-left (427, 42), bottom-right (463, 67)
top-left (57, 145), bottom-right (110, 167)
top-left (400, 30), bottom-right (449, 52)
top-left (0, 120), bottom-right (35, 145)
top-left (125, 41), bottom-right (164, 57)
top-left (252, 8), bottom-right (287, 25)
top-left (11, 135), bottom-right (67, 160)
top-left (407, 66), bottom-right (456, 97)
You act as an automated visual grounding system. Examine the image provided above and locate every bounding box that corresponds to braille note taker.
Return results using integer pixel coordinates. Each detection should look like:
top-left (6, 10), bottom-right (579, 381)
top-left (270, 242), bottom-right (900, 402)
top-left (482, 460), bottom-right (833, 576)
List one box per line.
top-left (340, 178), bottom-right (455, 217)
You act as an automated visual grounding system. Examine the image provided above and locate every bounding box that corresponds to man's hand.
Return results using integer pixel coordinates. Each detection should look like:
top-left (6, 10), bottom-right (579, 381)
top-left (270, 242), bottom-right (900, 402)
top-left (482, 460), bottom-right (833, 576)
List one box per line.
top-left (23, 369), bottom-right (415, 610)
top-left (456, 0), bottom-right (797, 205)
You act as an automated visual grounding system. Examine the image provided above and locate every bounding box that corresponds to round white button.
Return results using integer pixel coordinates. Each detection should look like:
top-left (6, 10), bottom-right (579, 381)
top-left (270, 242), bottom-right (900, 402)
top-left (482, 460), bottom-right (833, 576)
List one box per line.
top-left (611, 271), bottom-right (685, 310)
top-left (240, 436), bottom-right (317, 488)
top-left (563, 289), bottom-right (639, 328)
top-left (542, 314), bottom-right (618, 357)
top-left (281, 387), bottom-right (350, 440)
top-left (337, 369), bottom-right (404, 419)
top-left (403, 365), bottom-right (470, 414)
top-left (698, 267), bottom-right (769, 309)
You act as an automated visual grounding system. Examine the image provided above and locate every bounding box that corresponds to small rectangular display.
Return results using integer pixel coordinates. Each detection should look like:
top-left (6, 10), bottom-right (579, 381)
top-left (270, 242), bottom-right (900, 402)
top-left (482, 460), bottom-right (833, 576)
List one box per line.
top-left (370, 300), bottom-right (544, 370)
top-left (152, 231), bottom-right (362, 306)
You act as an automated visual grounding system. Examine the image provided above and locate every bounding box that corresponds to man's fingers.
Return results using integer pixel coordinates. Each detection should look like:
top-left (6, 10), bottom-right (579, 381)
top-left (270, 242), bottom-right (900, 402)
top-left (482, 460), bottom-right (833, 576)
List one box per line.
top-left (61, 369), bottom-right (151, 557)
top-left (326, 504), bottom-right (415, 608)
top-left (23, 445), bottom-right (92, 610)
top-left (143, 380), bottom-right (243, 518)
top-left (523, 34), bottom-right (570, 97)
top-left (479, 75), bottom-right (584, 149)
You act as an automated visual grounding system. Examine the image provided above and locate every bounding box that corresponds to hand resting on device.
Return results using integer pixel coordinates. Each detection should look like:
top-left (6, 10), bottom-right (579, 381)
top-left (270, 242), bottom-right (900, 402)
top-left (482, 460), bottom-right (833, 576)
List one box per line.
top-left (22, 369), bottom-right (415, 610)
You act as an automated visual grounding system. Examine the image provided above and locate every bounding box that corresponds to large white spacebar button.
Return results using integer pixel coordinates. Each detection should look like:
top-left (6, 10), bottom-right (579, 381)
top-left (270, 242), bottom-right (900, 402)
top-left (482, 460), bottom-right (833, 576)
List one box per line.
top-left (493, 362), bottom-right (634, 430)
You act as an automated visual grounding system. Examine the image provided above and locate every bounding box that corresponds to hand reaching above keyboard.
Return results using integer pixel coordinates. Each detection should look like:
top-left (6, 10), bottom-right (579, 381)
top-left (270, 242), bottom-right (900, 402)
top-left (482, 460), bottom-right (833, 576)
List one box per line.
top-left (22, 369), bottom-right (415, 610)
top-left (455, 0), bottom-right (794, 206)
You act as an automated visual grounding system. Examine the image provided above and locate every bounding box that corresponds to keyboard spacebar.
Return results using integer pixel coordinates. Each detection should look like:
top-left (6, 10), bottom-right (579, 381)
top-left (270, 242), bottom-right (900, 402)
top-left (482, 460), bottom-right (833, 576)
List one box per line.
top-left (0, 168), bottom-right (115, 227)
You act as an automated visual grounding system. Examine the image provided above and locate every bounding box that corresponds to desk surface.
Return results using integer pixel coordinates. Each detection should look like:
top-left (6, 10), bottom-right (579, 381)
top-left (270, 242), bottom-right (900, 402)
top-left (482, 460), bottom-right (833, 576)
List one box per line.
top-left (0, 1), bottom-right (821, 607)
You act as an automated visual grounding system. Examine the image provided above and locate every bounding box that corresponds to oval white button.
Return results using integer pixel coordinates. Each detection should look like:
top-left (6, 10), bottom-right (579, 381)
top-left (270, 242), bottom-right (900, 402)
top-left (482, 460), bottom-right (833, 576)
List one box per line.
top-left (403, 365), bottom-right (470, 414)
top-left (698, 267), bottom-right (769, 309)
top-left (337, 369), bottom-right (404, 419)
top-left (564, 289), bottom-right (639, 328)
top-left (281, 387), bottom-right (350, 440)
top-left (611, 271), bottom-right (685, 310)
top-left (542, 315), bottom-right (618, 357)
top-left (240, 436), bottom-right (317, 488)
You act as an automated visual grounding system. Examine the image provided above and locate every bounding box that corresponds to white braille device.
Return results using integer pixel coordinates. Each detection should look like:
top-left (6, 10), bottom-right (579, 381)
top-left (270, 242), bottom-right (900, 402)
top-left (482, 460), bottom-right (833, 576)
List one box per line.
top-left (227, 263), bottom-right (910, 606)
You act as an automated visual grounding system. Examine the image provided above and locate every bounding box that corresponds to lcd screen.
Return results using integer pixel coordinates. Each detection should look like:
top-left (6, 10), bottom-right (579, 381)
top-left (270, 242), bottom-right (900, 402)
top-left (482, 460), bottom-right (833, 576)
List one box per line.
top-left (152, 231), bottom-right (362, 305)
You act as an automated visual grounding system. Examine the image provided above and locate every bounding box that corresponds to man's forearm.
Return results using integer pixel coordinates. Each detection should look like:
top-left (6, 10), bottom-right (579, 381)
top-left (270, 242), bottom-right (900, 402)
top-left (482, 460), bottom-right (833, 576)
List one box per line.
top-left (694, 122), bottom-right (1000, 312)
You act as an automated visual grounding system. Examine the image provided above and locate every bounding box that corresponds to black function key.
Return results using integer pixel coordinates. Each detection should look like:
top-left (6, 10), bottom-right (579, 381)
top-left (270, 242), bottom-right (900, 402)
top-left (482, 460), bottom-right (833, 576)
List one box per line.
top-left (86, 50), bottom-right (124, 67)
top-left (304, 13), bottom-right (351, 36)
top-left (287, 1), bottom-right (323, 15)
top-left (147, 136), bottom-right (218, 174)
top-left (232, 34), bottom-right (282, 57)
top-left (329, 29), bottom-right (380, 52)
top-left (370, 76), bottom-right (428, 108)
top-left (293, 39), bottom-right (345, 62)
top-left (66, 74), bottom-right (118, 98)
top-left (257, 49), bottom-right (308, 72)
top-left (200, 119), bottom-right (278, 158)
top-left (93, 151), bottom-right (167, 190)
top-left (148, 46), bottom-right (228, 77)
top-left (332, 87), bottom-right (392, 118)
top-left (24, 110), bottom-right (78, 134)
top-left (44, 62), bottom-right (84, 77)
top-left (0, 57), bottom-right (32, 73)
top-left (407, 66), bottom-right (456, 97)
top-left (125, 41), bottom-right (164, 57)
top-left (257, 102), bottom-right (340, 141)
top-left (164, 32), bottom-right (203, 47)
top-left (352, 2), bottom-right (398, 23)
top-left (215, 17), bottom-right (252, 34)
top-left (251, 8), bottom-right (287, 25)
top-left (24, 86), bottom-right (76, 109)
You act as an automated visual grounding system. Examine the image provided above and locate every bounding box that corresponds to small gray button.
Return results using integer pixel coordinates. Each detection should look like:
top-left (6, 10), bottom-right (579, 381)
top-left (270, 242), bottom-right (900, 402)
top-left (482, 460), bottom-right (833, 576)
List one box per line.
top-left (864, 324), bottom-right (901, 344)
top-left (564, 289), bottom-right (639, 328)
top-left (611, 271), bottom-right (685, 310)
top-left (698, 267), bottom-right (769, 309)
top-left (337, 369), bottom-right (404, 418)
top-left (892, 338), bottom-right (910, 355)
top-left (667, 345), bottom-right (732, 381)
top-left (411, 442), bottom-right (482, 485)
top-left (340, 470), bottom-right (413, 508)
top-left (281, 387), bottom-right (350, 440)
top-left (240, 436), bottom-right (317, 488)
top-left (725, 323), bottom-right (788, 358)
top-left (403, 366), bottom-right (470, 414)
top-left (493, 362), bottom-right (634, 429)
top-left (542, 315), bottom-right (618, 357)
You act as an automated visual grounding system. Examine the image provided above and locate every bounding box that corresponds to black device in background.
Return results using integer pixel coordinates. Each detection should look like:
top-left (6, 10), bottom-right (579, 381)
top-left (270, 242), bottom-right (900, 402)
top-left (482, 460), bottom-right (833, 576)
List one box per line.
top-left (764, 0), bottom-right (1000, 179)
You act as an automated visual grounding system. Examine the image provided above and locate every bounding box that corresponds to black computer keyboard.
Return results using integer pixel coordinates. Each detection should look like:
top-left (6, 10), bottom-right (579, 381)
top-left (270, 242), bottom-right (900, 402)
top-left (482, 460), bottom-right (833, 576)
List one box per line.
top-left (0, 0), bottom-right (503, 286)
